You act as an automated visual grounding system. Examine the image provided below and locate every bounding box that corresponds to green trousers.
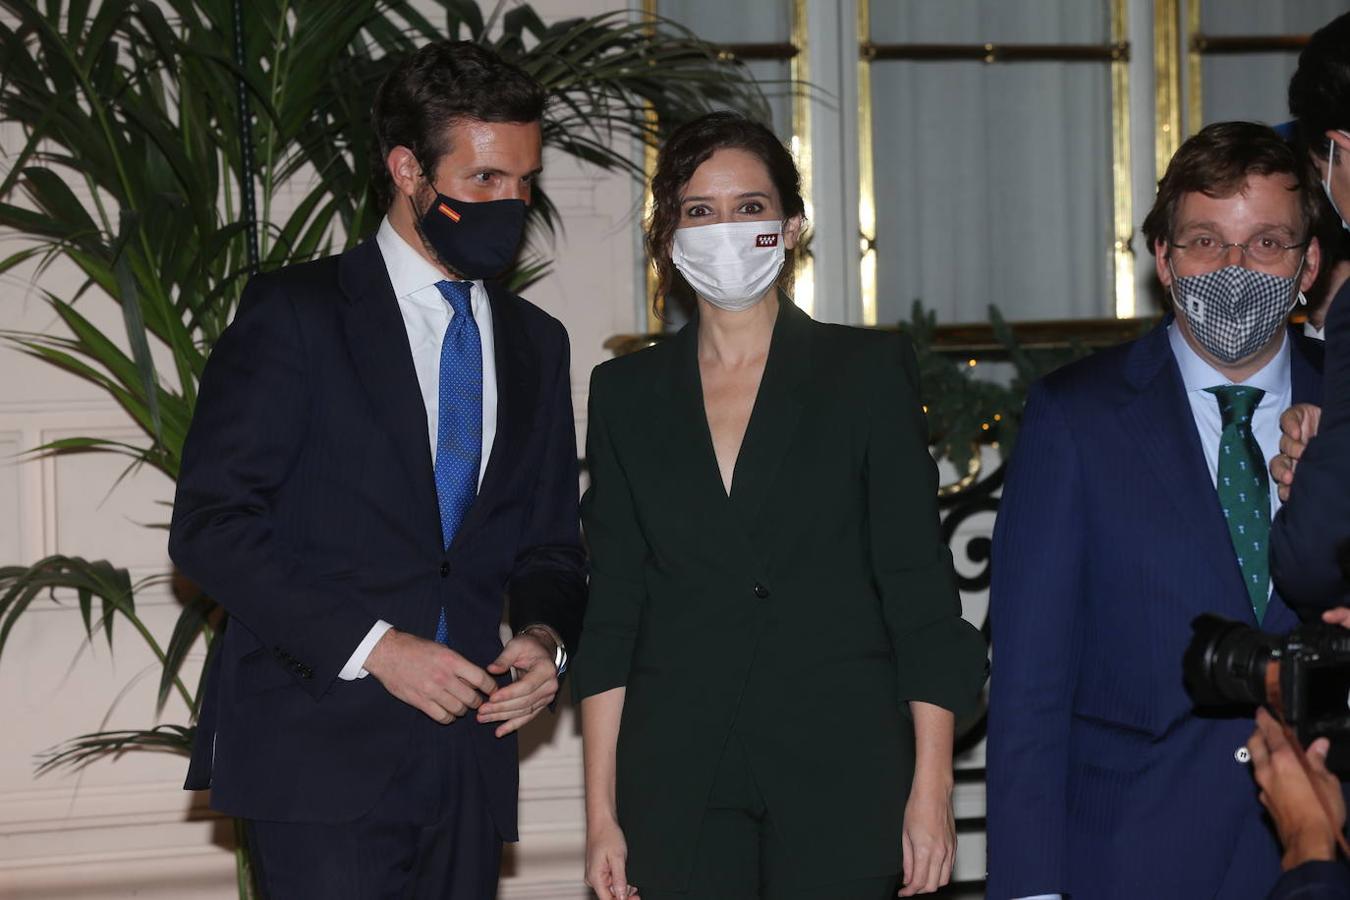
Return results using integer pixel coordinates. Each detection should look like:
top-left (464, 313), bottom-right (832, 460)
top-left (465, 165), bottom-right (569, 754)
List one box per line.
top-left (633, 734), bottom-right (900, 900)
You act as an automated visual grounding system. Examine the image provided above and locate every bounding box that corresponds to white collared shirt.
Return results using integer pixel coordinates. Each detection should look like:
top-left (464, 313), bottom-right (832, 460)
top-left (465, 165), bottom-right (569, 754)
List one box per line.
top-left (339, 217), bottom-right (500, 680)
top-left (376, 216), bottom-right (498, 476)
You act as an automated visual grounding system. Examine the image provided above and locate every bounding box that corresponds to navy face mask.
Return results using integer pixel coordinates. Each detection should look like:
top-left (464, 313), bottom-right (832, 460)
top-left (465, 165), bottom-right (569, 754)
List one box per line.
top-left (415, 191), bottom-right (528, 280)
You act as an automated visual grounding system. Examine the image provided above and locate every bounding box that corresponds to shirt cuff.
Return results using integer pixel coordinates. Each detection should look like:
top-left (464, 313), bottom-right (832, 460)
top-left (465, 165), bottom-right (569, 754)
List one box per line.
top-left (1014, 895), bottom-right (1063, 899)
top-left (339, 620), bottom-right (393, 680)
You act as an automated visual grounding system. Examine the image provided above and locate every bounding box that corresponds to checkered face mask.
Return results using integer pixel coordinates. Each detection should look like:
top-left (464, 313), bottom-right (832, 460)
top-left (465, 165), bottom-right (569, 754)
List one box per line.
top-left (1170, 261), bottom-right (1302, 364)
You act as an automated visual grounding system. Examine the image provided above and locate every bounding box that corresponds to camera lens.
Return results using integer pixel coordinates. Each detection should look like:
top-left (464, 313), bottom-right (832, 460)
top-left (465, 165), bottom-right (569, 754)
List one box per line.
top-left (1183, 614), bottom-right (1279, 708)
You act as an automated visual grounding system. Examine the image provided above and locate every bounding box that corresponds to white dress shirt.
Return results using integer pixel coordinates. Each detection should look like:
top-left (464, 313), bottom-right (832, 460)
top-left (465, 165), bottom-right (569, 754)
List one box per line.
top-left (338, 217), bottom-right (498, 680)
top-left (1305, 320), bottom-right (1326, 341)
top-left (1011, 327), bottom-right (1292, 900)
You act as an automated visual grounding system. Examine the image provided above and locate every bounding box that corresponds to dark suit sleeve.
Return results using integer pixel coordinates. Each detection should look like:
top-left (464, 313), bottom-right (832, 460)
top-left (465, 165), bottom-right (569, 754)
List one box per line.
top-left (570, 367), bottom-right (649, 700)
top-left (869, 335), bottom-right (987, 718)
top-left (1268, 861), bottom-right (1350, 900)
top-left (168, 277), bottom-right (381, 698)
top-left (505, 319), bottom-right (587, 654)
top-left (1272, 286), bottom-right (1350, 610)
top-left (985, 380), bottom-right (1086, 897)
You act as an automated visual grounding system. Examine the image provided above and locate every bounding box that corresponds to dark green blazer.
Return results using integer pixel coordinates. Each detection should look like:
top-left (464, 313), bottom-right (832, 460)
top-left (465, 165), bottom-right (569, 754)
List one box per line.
top-left (572, 300), bottom-right (987, 892)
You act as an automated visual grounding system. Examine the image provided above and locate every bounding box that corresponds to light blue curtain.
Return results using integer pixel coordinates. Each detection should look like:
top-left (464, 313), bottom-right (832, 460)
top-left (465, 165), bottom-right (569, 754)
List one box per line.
top-left (1198, 0), bottom-right (1350, 128)
top-left (869, 1), bottom-right (1113, 325)
top-left (657, 0), bottom-right (793, 135)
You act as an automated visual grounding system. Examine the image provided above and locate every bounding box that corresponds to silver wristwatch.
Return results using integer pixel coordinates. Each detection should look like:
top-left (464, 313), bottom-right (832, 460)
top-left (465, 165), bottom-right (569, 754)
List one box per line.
top-left (518, 624), bottom-right (568, 675)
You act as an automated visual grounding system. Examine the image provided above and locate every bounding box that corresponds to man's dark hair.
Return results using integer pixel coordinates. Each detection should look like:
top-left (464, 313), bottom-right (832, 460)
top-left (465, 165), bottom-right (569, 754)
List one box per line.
top-left (1289, 12), bottom-right (1350, 162)
top-left (1142, 121), bottom-right (1321, 255)
top-left (371, 41), bottom-right (545, 210)
top-left (646, 111), bottom-right (806, 312)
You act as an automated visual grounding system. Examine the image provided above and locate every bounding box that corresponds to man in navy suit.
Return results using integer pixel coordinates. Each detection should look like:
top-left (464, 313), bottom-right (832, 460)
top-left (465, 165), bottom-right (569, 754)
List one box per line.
top-left (986, 122), bottom-right (1325, 900)
top-left (168, 41), bottom-right (586, 898)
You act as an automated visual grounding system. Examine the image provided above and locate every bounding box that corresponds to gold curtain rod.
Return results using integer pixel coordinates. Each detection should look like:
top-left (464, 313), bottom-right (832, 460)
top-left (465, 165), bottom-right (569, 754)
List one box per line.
top-left (862, 41), bottom-right (1129, 63)
top-left (715, 42), bottom-right (799, 61)
top-left (1190, 34), bottom-right (1309, 55)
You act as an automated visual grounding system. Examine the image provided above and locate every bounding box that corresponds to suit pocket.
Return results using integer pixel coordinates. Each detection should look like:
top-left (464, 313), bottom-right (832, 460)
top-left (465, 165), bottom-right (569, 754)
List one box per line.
top-left (1069, 713), bottom-right (1156, 775)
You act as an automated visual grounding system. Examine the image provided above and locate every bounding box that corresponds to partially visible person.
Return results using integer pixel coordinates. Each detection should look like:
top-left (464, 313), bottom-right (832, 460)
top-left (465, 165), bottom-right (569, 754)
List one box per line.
top-left (574, 112), bottom-right (986, 900)
top-left (1269, 11), bottom-right (1350, 610)
top-left (1302, 237), bottom-right (1350, 341)
top-left (987, 122), bottom-right (1324, 900)
top-left (1249, 709), bottom-right (1349, 899)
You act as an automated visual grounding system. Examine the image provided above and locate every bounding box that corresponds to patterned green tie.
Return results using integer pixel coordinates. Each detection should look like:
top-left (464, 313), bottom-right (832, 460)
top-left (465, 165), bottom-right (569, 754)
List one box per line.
top-left (1205, 385), bottom-right (1270, 621)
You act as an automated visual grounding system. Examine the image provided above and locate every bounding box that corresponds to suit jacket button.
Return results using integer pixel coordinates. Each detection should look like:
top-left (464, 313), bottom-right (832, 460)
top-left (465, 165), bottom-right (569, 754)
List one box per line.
top-left (753, 582), bottom-right (770, 599)
top-left (439, 562), bottom-right (450, 578)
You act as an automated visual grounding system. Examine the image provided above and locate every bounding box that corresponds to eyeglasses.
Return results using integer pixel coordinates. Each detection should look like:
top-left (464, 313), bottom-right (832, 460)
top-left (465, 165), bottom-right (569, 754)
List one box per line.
top-left (1168, 234), bottom-right (1309, 266)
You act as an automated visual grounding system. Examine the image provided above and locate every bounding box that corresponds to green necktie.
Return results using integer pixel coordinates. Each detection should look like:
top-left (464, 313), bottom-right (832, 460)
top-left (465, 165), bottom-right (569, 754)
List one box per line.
top-left (1205, 385), bottom-right (1270, 621)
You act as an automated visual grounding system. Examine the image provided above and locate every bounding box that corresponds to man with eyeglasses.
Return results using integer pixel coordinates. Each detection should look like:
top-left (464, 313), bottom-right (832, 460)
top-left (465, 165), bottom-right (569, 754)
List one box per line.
top-left (986, 121), bottom-right (1325, 900)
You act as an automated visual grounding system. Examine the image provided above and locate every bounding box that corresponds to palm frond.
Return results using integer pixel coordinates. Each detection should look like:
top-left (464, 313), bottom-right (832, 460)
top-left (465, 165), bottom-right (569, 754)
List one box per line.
top-left (36, 725), bottom-right (195, 775)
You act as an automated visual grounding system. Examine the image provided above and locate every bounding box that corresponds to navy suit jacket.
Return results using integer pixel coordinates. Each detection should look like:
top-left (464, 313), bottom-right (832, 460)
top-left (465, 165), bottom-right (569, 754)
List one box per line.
top-left (168, 237), bottom-right (586, 834)
top-left (986, 321), bottom-right (1324, 899)
top-left (1272, 279), bottom-right (1350, 610)
top-left (1269, 862), bottom-right (1350, 900)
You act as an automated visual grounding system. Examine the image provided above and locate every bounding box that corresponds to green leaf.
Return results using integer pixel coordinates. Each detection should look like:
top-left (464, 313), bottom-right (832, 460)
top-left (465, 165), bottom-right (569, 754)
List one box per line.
top-left (158, 590), bottom-right (214, 715)
top-left (36, 725), bottom-right (195, 774)
top-left (112, 211), bottom-right (164, 445)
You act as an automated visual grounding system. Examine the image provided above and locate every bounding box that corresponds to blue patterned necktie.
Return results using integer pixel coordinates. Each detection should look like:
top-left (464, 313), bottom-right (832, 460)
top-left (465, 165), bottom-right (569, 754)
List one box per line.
top-left (1205, 385), bottom-right (1270, 622)
top-left (433, 280), bottom-right (482, 644)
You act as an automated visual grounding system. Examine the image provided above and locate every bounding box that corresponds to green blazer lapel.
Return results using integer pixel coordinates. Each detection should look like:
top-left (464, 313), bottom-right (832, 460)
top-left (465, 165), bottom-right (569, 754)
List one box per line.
top-left (655, 317), bottom-right (741, 514)
top-left (727, 299), bottom-right (810, 531)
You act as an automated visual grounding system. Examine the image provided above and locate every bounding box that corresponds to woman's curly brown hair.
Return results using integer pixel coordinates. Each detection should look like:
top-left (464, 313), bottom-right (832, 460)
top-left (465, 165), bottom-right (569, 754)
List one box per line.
top-left (646, 112), bottom-right (806, 316)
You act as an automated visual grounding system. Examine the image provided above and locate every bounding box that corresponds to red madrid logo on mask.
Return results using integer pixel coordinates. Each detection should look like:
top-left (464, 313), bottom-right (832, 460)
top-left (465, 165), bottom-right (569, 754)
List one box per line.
top-left (755, 234), bottom-right (778, 248)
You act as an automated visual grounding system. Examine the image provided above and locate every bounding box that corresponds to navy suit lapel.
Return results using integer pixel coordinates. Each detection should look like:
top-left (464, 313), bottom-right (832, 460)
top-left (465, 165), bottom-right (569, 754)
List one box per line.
top-left (449, 281), bottom-right (537, 551)
top-left (1116, 321), bottom-right (1255, 623)
top-left (337, 238), bottom-right (441, 545)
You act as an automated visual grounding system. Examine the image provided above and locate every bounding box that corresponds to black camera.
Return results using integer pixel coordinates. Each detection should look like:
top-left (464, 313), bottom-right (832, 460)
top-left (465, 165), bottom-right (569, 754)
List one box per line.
top-left (1184, 613), bottom-right (1350, 773)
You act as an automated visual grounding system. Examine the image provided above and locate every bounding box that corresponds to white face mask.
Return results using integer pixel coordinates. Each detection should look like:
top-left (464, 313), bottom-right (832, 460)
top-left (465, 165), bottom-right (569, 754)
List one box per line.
top-left (1324, 132), bottom-right (1350, 233)
top-left (671, 220), bottom-right (786, 311)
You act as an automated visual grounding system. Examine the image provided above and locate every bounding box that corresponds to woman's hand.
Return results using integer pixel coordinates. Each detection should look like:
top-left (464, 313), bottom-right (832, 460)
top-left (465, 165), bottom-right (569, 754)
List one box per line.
top-left (585, 818), bottom-right (640, 900)
top-left (899, 777), bottom-right (956, 896)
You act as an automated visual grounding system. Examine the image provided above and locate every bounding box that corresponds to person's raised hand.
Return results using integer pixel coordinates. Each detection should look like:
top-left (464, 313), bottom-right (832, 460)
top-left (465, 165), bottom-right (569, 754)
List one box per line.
top-left (363, 628), bottom-right (496, 723)
top-left (1322, 607), bottom-right (1350, 629)
top-left (1248, 707), bottom-right (1345, 870)
top-left (1271, 403), bottom-right (1323, 501)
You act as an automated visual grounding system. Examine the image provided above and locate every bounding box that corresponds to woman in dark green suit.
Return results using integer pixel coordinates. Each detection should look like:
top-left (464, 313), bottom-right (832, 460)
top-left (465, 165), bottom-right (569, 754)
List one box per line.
top-left (574, 113), bottom-right (987, 900)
